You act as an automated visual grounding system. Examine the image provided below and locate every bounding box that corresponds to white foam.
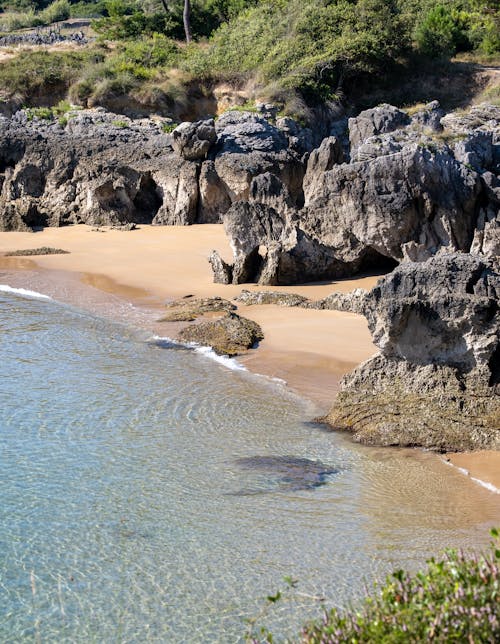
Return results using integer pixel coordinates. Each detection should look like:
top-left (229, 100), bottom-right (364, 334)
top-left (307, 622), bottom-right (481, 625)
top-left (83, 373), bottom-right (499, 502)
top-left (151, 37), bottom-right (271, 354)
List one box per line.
top-left (148, 335), bottom-right (247, 372)
top-left (0, 284), bottom-right (52, 300)
top-left (441, 457), bottom-right (500, 495)
top-left (193, 345), bottom-right (247, 371)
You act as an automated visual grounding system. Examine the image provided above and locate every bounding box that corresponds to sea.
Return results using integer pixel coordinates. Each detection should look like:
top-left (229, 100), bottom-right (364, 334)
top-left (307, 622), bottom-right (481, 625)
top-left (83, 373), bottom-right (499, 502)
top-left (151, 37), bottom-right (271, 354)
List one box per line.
top-left (1, 283), bottom-right (500, 642)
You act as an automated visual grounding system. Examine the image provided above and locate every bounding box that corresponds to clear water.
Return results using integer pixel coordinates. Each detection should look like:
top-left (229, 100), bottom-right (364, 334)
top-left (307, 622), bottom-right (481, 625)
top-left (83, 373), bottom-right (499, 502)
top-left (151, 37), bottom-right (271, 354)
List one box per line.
top-left (1, 289), bottom-right (500, 643)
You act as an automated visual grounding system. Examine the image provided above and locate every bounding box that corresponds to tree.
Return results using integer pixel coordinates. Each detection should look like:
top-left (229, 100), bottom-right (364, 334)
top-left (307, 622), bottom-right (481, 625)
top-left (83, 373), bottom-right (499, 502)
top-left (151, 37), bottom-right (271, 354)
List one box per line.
top-left (183, 0), bottom-right (192, 42)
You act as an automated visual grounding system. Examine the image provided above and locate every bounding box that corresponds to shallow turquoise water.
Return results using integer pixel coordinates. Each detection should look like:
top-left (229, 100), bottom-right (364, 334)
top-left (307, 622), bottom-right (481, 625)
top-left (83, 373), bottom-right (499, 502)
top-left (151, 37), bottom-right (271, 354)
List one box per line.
top-left (1, 289), bottom-right (499, 642)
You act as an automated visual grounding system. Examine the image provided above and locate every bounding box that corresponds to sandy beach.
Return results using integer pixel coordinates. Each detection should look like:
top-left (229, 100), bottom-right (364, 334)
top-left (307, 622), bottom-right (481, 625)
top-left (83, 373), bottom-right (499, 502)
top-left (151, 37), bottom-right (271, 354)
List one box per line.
top-left (1, 223), bottom-right (499, 495)
top-left (0, 224), bottom-right (378, 407)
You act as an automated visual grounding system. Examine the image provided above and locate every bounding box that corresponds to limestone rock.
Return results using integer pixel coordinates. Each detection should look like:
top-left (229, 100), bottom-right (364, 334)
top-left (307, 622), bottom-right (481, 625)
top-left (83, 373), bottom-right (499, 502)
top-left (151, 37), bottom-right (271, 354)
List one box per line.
top-left (348, 104), bottom-right (410, 151)
top-left (177, 312), bottom-right (263, 356)
top-left (303, 136), bottom-right (344, 202)
top-left (159, 295), bottom-right (236, 321)
top-left (325, 254), bottom-right (500, 451)
top-left (198, 161), bottom-right (231, 223)
top-left (453, 131), bottom-right (493, 172)
top-left (235, 289), bottom-right (309, 307)
top-left (172, 119), bottom-right (216, 161)
top-left (302, 144), bottom-right (481, 265)
top-left (409, 100), bottom-right (445, 132)
top-left (311, 288), bottom-right (368, 314)
top-left (208, 250), bottom-right (233, 284)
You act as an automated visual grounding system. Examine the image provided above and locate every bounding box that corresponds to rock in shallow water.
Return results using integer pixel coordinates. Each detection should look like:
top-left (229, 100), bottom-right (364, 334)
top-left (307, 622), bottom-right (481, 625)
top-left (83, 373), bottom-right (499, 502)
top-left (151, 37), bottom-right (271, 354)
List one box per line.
top-left (230, 455), bottom-right (338, 494)
top-left (177, 312), bottom-right (263, 356)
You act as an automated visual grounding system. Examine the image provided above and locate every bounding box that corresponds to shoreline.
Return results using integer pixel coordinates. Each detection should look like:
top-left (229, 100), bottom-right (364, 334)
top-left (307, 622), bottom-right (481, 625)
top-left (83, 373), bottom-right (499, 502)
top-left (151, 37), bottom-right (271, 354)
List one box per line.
top-left (0, 224), bottom-right (379, 411)
top-left (1, 223), bottom-right (500, 496)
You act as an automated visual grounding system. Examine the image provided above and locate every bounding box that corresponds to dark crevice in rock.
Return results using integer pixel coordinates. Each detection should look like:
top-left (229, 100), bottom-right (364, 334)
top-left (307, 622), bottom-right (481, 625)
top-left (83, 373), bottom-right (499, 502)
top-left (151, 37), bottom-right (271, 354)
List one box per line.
top-left (357, 247), bottom-right (399, 274)
top-left (133, 174), bottom-right (163, 224)
top-left (488, 343), bottom-right (500, 387)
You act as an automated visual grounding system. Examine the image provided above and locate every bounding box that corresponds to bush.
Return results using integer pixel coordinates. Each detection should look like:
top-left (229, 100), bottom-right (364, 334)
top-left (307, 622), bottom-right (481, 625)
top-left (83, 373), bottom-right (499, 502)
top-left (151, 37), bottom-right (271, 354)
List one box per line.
top-left (415, 4), bottom-right (469, 57)
top-left (40, 0), bottom-right (70, 22)
top-left (301, 529), bottom-right (500, 643)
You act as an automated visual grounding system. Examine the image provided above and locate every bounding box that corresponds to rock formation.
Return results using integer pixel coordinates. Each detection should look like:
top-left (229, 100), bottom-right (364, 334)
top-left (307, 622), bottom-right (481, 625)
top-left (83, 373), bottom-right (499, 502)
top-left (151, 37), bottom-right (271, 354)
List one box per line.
top-left (325, 254), bottom-right (500, 451)
top-left (0, 100), bottom-right (498, 292)
top-left (177, 312), bottom-right (263, 356)
top-left (159, 295), bottom-right (236, 321)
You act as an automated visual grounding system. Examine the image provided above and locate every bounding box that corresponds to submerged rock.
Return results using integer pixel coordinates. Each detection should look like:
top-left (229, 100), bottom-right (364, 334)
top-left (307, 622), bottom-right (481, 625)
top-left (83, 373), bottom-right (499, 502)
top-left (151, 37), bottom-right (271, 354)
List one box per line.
top-left (177, 312), bottom-right (263, 356)
top-left (325, 254), bottom-right (500, 451)
top-left (231, 455), bottom-right (338, 494)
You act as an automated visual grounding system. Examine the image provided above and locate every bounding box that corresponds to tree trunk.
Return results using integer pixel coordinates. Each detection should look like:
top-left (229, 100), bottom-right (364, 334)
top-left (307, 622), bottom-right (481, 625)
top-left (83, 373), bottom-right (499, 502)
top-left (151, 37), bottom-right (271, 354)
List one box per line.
top-left (183, 0), bottom-right (192, 43)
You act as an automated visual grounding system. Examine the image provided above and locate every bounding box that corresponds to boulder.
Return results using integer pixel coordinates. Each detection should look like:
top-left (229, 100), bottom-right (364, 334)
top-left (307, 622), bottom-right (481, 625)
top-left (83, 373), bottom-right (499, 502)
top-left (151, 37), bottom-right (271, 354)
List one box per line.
top-left (171, 119), bottom-right (216, 161)
top-left (177, 312), bottom-right (263, 356)
top-left (348, 104), bottom-right (410, 151)
top-left (409, 100), bottom-right (445, 132)
top-left (302, 144), bottom-right (482, 265)
top-left (325, 254), bottom-right (500, 451)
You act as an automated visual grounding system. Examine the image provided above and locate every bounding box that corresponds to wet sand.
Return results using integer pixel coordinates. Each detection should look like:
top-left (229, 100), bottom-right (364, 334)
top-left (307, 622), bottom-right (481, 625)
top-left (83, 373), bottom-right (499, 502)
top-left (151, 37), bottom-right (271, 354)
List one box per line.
top-left (446, 452), bottom-right (500, 493)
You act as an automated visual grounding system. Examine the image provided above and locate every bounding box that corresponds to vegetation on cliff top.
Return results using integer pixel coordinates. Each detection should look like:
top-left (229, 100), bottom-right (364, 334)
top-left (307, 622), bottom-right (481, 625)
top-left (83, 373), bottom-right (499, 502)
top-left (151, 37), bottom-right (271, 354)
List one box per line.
top-left (0, 0), bottom-right (498, 117)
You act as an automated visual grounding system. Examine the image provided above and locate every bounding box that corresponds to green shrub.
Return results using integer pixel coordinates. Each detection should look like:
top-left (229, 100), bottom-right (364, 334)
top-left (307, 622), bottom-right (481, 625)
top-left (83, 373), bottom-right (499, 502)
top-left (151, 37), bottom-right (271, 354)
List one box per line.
top-left (415, 4), bottom-right (469, 57)
top-left (69, 0), bottom-right (107, 18)
top-left (40, 0), bottom-right (70, 22)
top-left (301, 529), bottom-right (500, 643)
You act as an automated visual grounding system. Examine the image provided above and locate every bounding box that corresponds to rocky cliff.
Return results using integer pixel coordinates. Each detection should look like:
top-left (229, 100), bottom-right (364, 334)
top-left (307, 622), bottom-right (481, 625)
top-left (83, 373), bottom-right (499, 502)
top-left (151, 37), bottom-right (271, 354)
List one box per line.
top-left (1, 103), bottom-right (498, 284)
top-left (325, 254), bottom-right (499, 451)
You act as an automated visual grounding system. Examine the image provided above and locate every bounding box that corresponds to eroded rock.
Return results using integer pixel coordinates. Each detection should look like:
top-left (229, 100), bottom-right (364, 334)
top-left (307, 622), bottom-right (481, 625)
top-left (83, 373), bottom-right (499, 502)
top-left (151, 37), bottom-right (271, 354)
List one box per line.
top-left (325, 254), bottom-right (500, 451)
top-left (159, 295), bottom-right (236, 321)
top-left (177, 312), bottom-right (263, 356)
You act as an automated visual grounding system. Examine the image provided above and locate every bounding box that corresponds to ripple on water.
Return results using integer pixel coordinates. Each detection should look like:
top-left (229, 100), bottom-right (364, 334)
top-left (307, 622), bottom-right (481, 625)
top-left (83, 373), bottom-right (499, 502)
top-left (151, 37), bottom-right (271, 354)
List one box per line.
top-left (1, 291), bottom-right (500, 642)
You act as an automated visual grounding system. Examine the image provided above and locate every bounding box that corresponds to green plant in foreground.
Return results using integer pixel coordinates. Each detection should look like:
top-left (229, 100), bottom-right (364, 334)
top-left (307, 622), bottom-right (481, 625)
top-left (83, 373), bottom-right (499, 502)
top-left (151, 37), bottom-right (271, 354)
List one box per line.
top-left (246, 530), bottom-right (500, 643)
top-left (301, 529), bottom-right (500, 643)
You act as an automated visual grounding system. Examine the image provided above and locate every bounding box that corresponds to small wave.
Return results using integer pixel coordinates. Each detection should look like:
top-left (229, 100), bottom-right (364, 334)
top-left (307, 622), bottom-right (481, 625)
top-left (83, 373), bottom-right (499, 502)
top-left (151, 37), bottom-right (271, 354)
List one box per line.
top-left (193, 345), bottom-right (247, 372)
top-left (148, 335), bottom-right (247, 372)
top-left (0, 284), bottom-right (52, 300)
top-left (441, 458), bottom-right (500, 495)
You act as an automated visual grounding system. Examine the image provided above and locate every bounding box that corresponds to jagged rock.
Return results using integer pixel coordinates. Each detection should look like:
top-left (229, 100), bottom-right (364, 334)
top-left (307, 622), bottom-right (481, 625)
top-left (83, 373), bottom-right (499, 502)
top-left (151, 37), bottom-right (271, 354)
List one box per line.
top-left (303, 136), bottom-right (344, 201)
top-left (302, 144), bottom-right (482, 265)
top-left (212, 111), bottom-right (304, 204)
top-left (171, 119), bottom-right (216, 161)
top-left (235, 289), bottom-right (309, 307)
top-left (218, 200), bottom-right (347, 285)
top-left (471, 173), bottom-right (500, 260)
top-left (311, 288), bottom-right (368, 314)
top-left (348, 104), bottom-right (410, 151)
top-left (198, 161), bottom-right (231, 223)
top-left (248, 172), bottom-right (295, 219)
top-left (440, 103), bottom-right (500, 136)
top-left (177, 312), bottom-right (263, 356)
top-left (159, 295), bottom-right (236, 321)
top-left (0, 109), bottom-right (197, 230)
top-left (409, 100), bottom-right (445, 132)
top-left (453, 131), bottom-right (493, 172)
top-left (214, 111), bottom-right (288, 154)
top-left (208, 250), bottom-right (233, 284)
top-left (276, 116), bottom-right (314, 155)
top-left (325, 254), bottom-right (500, 451)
